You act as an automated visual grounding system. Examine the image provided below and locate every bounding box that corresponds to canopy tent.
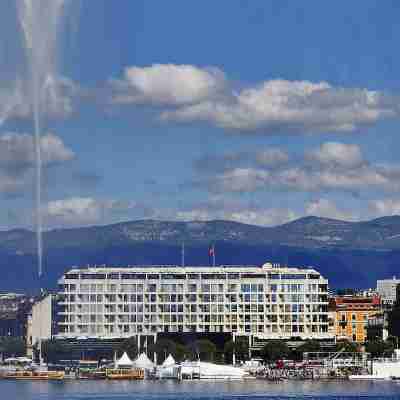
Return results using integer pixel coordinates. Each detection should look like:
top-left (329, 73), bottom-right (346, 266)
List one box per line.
top-left (162, 354), bottom-right (176, 368)
top-left (133, 352), bottom-right (154, 369)
top-left (116, 352), bottom-right (133, 368)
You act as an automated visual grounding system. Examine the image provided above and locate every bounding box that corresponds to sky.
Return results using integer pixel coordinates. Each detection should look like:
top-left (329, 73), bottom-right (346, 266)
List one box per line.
top-left (1, 1), bottom-right (400, 230)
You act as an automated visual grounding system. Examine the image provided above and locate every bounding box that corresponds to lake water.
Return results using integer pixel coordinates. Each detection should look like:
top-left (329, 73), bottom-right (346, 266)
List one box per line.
top-left (2, 380), bottom-right (400, 400)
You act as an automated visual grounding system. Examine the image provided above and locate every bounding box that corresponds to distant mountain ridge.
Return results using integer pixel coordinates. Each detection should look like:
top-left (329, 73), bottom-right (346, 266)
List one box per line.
top-left (4, 215), bottom-right (400, 253)
top-left (2, 216), bottom-right (400, 292)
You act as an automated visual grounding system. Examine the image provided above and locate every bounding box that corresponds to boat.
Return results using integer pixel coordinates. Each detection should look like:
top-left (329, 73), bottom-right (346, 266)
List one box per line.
top-left (1, 370), bottom-right (65, 380)
top-left (180, 361), bottom-right (248, 380)
top-left (157, 354), bottom-right (180, 380)
top-left (349, 349), bottom-right (400, 381)
top-left (105, 368), bottom-right (144, 380)
top-left (78, 369), bottom-right (107, 380)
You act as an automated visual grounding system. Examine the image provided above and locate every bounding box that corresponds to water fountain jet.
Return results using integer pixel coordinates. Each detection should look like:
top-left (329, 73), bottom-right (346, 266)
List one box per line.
top-left (16, 0), bottom-right (77, 277)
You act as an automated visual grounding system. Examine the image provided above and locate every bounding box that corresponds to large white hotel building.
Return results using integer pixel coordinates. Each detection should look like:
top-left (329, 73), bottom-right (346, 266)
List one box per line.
top-left (57, 262), bottom-right (331, 342)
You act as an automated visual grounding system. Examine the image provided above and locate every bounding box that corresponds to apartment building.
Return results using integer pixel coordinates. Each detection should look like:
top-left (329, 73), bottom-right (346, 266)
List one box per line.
top-left (57, 262), bottom-right (331, 342)
top-left (329, 295), bottom-right (381, 343)
top-left (377, 277), bottom-right (400, 306)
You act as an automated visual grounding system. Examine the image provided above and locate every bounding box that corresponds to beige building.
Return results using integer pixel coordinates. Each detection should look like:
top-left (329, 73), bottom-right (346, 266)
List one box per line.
top-left (57, 262), bottom-right (331, 342)
top-left (27, 295), bottom-right (55, 357)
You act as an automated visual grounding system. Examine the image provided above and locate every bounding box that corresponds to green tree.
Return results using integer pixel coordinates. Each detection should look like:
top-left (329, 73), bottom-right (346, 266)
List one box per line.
top-left (260, 340), bottom-right (290, 362)
top-left (188, 339), bottom-right (217, 361)
top-left (0, 337), bottom-right (25, 358)
top-left (118, 337), bottom-right (138, 359)
top-left (335, 340), bottom-right (359, 353)
top-left (292, 340), bottom-right (321, 360)
top-left (365, 340), bottom-right (394, 358)
top-left (150, 339), bottom-right (177, 364)
top-left (41, 339), bottom-right (68, 363)
top-left (224, 337), bottom-right (249, 363)
top-left (174, 343), bottom-right (188, 362)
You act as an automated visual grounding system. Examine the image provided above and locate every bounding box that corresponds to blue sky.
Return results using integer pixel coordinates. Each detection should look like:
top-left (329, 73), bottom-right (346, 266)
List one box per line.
top-left (1, 1), bottom-right (400, 229)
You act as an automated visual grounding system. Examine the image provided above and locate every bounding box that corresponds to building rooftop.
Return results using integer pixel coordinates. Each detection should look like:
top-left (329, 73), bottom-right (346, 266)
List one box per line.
top-left (62, 262), bottom-right (322, 276)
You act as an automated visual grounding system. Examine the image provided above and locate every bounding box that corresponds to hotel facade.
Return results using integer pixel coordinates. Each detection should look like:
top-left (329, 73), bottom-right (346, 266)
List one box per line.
top-left (57, 263), bottom-right (331, 342)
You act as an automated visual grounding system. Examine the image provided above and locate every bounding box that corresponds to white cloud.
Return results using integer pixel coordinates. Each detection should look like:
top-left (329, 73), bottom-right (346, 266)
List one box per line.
top-left (208, 164), bottom-right (400, 194)
top-left (161, 78), bottom-right (398, 133)
top-left (209, 168), bottom-right (270, 193)
top-left (0, 76), bottom-right (78, 125)
top-left (255, 148), bottom-right (290, 166)
top-left (0, 132), bottom-right (74, 172)
top-left (305, 198), bottom-right (359, 221)
top-left (0, 132), bottom-right (74, 196)
top-left (43, 197), bottom-right (139, 227)
top-left (173, 198), bottom-right (298, 227)
top-left (110, 64), bottom-right (226, 106)
top-left (197, 142), bottom-right (400, 195)
top-left (305, 142), bottom-right (364, 168)
top-left (368, 199), bottom-right (400, 217)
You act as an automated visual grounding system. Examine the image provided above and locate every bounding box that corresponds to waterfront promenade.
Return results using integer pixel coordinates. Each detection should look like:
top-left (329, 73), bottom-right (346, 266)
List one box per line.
top-left (1, 379), bottom-right (400, 400)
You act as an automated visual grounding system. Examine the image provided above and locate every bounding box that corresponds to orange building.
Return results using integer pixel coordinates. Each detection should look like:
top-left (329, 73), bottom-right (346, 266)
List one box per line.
top-left (329, 295), bottom-right (381, 343)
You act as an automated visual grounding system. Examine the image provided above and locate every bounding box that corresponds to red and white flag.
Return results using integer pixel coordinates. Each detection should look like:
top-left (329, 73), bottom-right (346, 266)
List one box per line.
top-left (209, 245), bottom-right (215, 257)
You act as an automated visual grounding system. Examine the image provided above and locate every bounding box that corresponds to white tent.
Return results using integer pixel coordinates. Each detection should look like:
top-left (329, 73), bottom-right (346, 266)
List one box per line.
top-left (116, 352), bottom-right (133, 368)
top-left (162, 354), bottom-right (176, 367)
top-left (133, 352), bottom-right (154, 369)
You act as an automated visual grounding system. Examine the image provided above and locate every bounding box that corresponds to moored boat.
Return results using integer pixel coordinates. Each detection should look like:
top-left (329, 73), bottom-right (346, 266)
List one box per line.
top-left (106, 368), bottom-right (144, 380)
top-left (1, 370), bottom-right (65, 380)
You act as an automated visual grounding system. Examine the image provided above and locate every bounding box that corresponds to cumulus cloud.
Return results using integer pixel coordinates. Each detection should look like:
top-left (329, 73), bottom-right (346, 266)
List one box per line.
top-left (110, 64), bottom-right (226, 106)
top-left (106, 64), bottom-right (400, 133)
top-left (368, 198), bottom-right (400, 217)
top-left (0, 132), bottom-right (74, 195)
top-left (171, 198), bottom-right (299, 227)
top-left (162, 77), bottom-right (398, 133)
top-left (43, 197), bottom-right (141, 227)
top-left (255, 148), bottom-right (290, 166)
top-left (196, 142), bottom-right (400, 195)
top-left (206, 164), bottom-right (400, 194)
top-left (0, 132), bottom-right (74, 173)
top-left (194, 147), bottom-right (290, 174)
top-left (305, 198), bottom-right (359, 221)
top-left (305, 142), bottom-right (364, 168)
top-left (0, 76), bottom-right (78, 124)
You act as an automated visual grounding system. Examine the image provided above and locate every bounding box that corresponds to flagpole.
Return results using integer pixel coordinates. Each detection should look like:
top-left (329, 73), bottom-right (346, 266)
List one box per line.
top-left (212, 244), bottom-right (216, 267)
top-left (181, 242), bottom-right (185, 267)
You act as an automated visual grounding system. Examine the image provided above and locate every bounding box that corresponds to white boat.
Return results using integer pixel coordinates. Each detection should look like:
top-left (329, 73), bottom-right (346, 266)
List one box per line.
top-left (180, 360), bottom-right (248, 380)
top-left (349, 349), bottom-right (400, 381)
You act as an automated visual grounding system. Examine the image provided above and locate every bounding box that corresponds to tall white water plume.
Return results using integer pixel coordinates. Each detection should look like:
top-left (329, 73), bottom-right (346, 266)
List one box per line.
top-left (16, 0), bottom-right (76, 277)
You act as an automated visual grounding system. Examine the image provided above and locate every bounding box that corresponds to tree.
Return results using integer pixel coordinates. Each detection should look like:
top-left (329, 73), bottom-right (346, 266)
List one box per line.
top-left (0, 337), bottom-right (25, 358)
top-left (365, 340), bottom-right (394, 358)
top-left (224, 337), bottom-right (249, 363)
top-left (41, 339), bottom-right (68, 363)
top-left (292, 340), bottom-right (321, 361)
top-left (150, 339), bottom-right (177, 364)
top-left (187, 339), bottom-right (217, 361)
top-left (388, 308), bottom-right (400, 339)
top-left (260, 340), bottom-right (290, 362)
top-left (174, 343), bottom-right (188, 362)
top-left (118, 337), bottom-right (138, 359)
top-left (335, 340), bottom-right (359, 353)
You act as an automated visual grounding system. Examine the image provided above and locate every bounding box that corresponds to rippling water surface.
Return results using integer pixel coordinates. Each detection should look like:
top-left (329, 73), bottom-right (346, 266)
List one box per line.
top-left (2, 380), bottom-right (400, 400)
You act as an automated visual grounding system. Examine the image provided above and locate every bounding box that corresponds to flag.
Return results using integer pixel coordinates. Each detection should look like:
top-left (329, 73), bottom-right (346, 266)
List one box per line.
top-left (209, 244), bottom-right (215, 257)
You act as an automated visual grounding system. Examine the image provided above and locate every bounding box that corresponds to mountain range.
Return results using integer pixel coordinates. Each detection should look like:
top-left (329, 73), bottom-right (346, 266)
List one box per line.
top-left (2, 216), bottom-right (400, 292)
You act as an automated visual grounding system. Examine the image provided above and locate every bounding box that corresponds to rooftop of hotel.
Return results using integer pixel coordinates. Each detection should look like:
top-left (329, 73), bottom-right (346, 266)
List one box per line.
top-left (61, 262), bottom-right (323, 277)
